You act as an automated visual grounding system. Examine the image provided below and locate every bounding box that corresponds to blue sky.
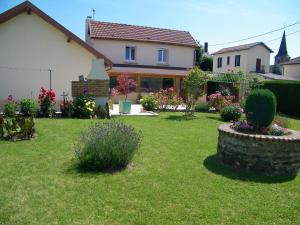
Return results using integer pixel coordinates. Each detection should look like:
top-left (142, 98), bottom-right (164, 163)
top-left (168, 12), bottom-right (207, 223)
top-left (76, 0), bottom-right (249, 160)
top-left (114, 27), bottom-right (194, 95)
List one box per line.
top-left (1, 0), bottom-right (300, 61)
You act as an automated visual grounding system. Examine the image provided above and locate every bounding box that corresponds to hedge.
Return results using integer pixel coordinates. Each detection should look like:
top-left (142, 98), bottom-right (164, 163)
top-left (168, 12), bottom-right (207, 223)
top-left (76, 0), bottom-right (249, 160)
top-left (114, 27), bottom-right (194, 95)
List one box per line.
top-left (262, 80), bottom-right (300, 117)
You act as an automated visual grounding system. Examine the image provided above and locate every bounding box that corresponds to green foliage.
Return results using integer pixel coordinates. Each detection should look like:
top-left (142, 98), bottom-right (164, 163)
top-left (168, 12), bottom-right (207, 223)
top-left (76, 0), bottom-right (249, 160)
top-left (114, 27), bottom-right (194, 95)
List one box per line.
top-left (141, 94), bottom-right (158, 111)
top-left (74, 121), bottom-right (142, 171)
top-left (73, 94), bottom-right (95, 118)
top-left (272, 64), bottom-right (282, 75)
top-left (245, 89), bottom-right (277, 129)
top-left (0, 116), bottom-right (35, 141)
top-left (195, 103), bottom-right (210, 112)
top-left (95, 103), bottom-right (110, 119)
top-left (183, 67), bottom-right (210, 115)
top-left (220, 106), bottom-right (242, 121)
top-left (262, 80), bottom-right (300, 116)
top-left (19, 99), bottom-right (39, 117)
top-left (4, 102), bottom-right (17, 117)
top-left (194, 41), bottom-right (204, 67)
top-left (199, 55), bottom-right (213, 71)
top-left (273, 114), bottom-right (290, 128)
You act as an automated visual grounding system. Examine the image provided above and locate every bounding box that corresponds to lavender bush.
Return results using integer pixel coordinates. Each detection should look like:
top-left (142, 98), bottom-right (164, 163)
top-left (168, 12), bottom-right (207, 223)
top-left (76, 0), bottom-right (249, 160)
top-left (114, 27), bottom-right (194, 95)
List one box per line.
top-left (74, 120), bottom-right (142, 171)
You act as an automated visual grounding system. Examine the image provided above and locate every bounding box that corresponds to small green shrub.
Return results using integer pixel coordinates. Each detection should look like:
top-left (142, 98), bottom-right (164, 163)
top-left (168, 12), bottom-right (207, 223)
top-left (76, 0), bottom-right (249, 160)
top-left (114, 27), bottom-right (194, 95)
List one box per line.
top-left (74, 121), bottom-right (142, 171)
top-left (245, 89), bottom-right (276, 129)
top-left (141, 94), bottom-right (158, 111)
top-left (4, 102), bottom-right (17, 117)
top-left (73, 94), bottom-right (95, 118)
top-left (19, 99), bottom-right (39, 117)
top-left (220, 106), bottom-right (242, 121)
top-left (95, 103), bottom-right (110, 119)
top-left (195, 103), bottom-right (209, 112)
top-left (0, 116), bottom-right (36, 141)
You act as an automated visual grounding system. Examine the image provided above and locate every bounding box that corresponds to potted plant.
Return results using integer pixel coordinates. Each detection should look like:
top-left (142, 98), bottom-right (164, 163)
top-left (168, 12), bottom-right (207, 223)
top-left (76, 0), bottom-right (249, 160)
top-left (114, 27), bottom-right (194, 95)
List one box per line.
top-left (116, 74), bottom-right (136, 114)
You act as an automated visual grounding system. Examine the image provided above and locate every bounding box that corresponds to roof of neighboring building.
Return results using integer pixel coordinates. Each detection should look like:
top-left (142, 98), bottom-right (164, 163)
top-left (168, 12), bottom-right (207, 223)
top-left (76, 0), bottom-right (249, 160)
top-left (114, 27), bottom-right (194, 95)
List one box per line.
top-left (88, 20), bottom-right (198, 47)
top-left (0, 1), bottom-right (112, 67)
top-left (282, 56), bottom-right (300, 65)
top-left (276, 31), bottom-right (289, 58)
top-left (212, 42), bottom-right (274, 55)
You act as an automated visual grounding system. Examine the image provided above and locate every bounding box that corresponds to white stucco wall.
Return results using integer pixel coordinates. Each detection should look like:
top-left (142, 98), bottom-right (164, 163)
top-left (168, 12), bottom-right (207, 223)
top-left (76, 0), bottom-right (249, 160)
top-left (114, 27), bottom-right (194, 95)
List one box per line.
top-left (0, 12), bottom-right (96, 103)
top-left (212, 45), bottom-right (271, 74)
top-left (283, 64), bottom-right (300, 80)
top-left (88, 39), bottom-right (195, 68)
top-left (213, 50), bottom-right (248, 74)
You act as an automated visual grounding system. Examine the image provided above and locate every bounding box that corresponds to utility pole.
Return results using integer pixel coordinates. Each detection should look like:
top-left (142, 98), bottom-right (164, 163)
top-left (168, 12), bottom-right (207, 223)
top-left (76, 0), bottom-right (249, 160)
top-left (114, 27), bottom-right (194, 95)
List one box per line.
top-left (48, 68), bottom-right (52, 90)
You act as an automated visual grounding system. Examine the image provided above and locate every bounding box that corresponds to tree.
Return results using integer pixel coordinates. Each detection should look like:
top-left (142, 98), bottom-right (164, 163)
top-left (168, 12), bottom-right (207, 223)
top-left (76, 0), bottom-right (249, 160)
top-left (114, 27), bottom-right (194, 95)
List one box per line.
top-left (194, 40), bottom-right (204, 67)
top-left (200, 55), bottom-right (213, 71)
top-left (183, 67), bottom-right (210, 116)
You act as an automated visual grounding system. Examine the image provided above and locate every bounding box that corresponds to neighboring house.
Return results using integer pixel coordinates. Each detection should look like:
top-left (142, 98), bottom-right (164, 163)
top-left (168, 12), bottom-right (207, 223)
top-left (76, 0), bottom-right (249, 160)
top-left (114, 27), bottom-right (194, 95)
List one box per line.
top-left (85, 18), bottom-right (198, 100)
top-left (282, 57), bottom-right (300, 80)
top-left (212, 42), bottom-right (273, 75)
top-left (0, 1), bottom-right (111, 104)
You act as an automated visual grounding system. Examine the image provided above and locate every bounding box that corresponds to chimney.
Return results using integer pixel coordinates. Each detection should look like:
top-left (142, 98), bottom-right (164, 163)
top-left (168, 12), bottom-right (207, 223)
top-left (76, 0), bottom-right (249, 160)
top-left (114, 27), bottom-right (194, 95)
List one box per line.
top-left (204, 42), bottom-right (208, 53)
top-left (85, 16), bottom-right (92, 43)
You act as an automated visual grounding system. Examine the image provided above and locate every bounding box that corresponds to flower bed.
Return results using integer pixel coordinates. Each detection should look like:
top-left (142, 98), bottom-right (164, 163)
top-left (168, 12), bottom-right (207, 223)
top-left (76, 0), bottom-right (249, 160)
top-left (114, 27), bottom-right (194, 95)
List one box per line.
top-left (217, 123), bottom-right (300, 176)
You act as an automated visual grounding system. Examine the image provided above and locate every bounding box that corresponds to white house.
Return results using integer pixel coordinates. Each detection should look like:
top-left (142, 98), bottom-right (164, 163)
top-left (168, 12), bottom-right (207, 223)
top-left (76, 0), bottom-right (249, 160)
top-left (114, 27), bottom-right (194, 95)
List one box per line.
top-left (0, 1), bottom-right (111, 105)
top-left (282, 57), bottom-right (300, 80)
top-left (212, 42), bottom-right (273, 75)
top-left (85, 18), bottom-right (197, 100)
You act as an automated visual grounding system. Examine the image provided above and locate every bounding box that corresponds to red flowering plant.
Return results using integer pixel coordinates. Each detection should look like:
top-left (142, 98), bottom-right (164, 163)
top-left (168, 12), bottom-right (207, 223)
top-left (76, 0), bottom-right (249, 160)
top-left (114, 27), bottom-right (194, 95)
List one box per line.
top-left (3, 94), bottom-right (18, 117)
top-left (207, 91), bottom-right (234, 111)
top-left (155, 87), bottom-right (183, 110)
top-left (38, 87), bottom-right (56, 117)
top-left (116, 74), bottom-right (136, 101)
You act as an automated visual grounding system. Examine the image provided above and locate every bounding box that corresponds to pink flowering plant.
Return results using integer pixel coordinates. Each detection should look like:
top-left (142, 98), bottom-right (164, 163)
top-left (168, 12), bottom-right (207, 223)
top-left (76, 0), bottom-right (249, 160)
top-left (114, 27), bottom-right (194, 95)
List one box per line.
top-left (155, 87), bottom-right (183, 110)
top-left (4, 95), bottom-right (18, 117)
top-left (116, 74), bottom-right (136, 101)
top-left (38, 87), bottom-right (56, 117)
top-left (207, 91), bottom-right (235, 111)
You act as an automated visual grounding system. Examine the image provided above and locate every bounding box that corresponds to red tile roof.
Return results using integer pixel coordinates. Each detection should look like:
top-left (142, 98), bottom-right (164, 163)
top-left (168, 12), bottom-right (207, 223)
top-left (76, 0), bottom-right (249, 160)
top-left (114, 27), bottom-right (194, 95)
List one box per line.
top-left (88, 20), bottom-right (198, 47)
top-left (212, 42), bottom-right (273, 55)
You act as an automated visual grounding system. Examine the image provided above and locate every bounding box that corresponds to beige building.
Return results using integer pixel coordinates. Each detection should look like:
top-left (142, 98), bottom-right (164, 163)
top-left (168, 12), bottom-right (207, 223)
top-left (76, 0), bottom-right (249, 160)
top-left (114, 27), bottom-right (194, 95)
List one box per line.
top-left (212, 42), bottom-right (273, 75)
top-left (282, 57), bottom-right (300, 80)
top-left (0, 1), bottom-right (111, 104)
top-left (85, 19), bottom-right (197, 99)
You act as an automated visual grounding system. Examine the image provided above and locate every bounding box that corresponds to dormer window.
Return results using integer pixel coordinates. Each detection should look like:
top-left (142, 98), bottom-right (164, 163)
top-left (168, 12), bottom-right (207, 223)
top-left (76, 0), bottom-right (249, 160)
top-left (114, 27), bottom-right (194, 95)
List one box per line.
top-left (158, 48), bottom-right (168, 64)
top-left (125, 46), bottom-right (136, 61)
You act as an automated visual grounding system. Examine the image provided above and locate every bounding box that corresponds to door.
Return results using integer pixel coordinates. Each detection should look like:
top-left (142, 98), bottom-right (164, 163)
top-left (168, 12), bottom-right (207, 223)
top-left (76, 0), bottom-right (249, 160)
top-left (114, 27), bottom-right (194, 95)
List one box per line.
top-left (256, 58), bottom-right (261, 72)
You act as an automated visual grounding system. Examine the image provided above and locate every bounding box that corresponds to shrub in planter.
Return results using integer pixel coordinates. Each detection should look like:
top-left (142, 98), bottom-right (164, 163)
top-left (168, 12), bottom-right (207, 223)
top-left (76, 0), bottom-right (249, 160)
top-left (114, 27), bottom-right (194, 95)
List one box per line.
top-left (38, 87), bottom-right (56, 117)
top-left (245, 89), bottom-right (276, 129)
top-left (195, 103), bottom-right (209, 112)
top-left (141, 94), bottom-right (158, 111)
top-left (0, 116), bottom-right (36, 141)
top-left (74, 121), bottom-right (142, 171)
top-left (19, 99), bottom-right (39, 117)
top-left (73, 94), bottom-right (95, 118)
top-left (4, 95), bottom-right (17, 117)
top-left (220, 105), bottom-right (242, 121)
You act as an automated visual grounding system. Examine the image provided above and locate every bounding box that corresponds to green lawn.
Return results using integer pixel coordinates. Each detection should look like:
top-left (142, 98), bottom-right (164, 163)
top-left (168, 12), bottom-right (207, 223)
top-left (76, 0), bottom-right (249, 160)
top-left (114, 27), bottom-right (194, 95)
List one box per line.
top-left (0, 113), bottom-right (299, 225)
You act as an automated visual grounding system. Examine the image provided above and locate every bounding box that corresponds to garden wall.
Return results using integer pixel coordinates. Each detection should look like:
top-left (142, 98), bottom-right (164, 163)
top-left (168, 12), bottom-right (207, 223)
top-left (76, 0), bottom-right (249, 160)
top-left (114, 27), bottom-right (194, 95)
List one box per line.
top-left (262, 80), bottom-right (300, 117)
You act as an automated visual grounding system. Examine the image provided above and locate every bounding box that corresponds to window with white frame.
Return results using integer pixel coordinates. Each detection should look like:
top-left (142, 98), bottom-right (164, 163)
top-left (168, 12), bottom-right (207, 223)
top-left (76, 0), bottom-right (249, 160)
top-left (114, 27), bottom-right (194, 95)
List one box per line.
top-left (158, 48), bottom-right (168, 64)
top-left (125, 46), bottom-right (136, 61)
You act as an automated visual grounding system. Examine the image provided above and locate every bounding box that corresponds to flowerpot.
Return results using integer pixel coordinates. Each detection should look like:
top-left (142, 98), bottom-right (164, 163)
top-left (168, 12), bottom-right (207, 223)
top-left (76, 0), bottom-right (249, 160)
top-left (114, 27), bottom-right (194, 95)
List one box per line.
top-left (119, 100), bottom-right (132, 114)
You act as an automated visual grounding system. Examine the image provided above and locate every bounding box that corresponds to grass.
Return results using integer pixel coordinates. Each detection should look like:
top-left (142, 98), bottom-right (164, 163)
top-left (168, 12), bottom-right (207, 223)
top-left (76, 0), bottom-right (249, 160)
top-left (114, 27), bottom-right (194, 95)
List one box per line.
top-left (0, 112), bottom-right (299, 225)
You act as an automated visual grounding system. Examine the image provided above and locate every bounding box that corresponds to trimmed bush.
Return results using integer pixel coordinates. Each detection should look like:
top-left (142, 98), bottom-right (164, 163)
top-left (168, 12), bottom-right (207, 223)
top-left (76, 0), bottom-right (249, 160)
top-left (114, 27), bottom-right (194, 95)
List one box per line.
top-left (220, 106), bottom-right (242, 121)
top-left (19, 99), bottom-right (39, 117)
top-left (195, 103), bottom-right (209, 112)
top-left (245, 89), bottom-right (276, 129)
top-left (74, 121), bottom-right (142, 171)
top-left (141, 94), bottom-right (158, 111)
top-left (263, 80), bottom-right (300, 116)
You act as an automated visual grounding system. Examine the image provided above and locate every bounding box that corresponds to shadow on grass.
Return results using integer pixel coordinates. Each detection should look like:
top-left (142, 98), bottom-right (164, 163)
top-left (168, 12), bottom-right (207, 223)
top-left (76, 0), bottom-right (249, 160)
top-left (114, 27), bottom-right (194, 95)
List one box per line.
top-left (165, 115), bottom-right (197, 121)
top-left (203, 154), bottom-right (296, 183)
top-left (205, 116), bottom-right (223, 122)
top-left (64, 160), bottom-right (128, 176)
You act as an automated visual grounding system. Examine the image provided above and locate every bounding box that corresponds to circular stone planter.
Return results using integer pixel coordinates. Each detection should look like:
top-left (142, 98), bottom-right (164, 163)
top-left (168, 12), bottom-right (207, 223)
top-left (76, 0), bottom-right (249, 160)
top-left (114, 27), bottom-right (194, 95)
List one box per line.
top-left (217, 123), bottom-right (300, 176)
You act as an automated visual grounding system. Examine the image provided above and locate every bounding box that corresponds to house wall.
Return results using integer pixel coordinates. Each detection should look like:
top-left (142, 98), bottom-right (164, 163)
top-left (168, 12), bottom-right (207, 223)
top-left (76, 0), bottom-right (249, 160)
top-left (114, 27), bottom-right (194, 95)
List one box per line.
top-left (212, 45), bottom-right (271, 74)
top-left (213, 50), bottom-right (248, 74)
top-left (283, 64), bottom-right (300, 80)
top-left (88, 39), bottom-right (195, 68)
top-left (247, 45), bottom-right (271, 74)
top-left (0, 12), bottom-right (96, 104)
